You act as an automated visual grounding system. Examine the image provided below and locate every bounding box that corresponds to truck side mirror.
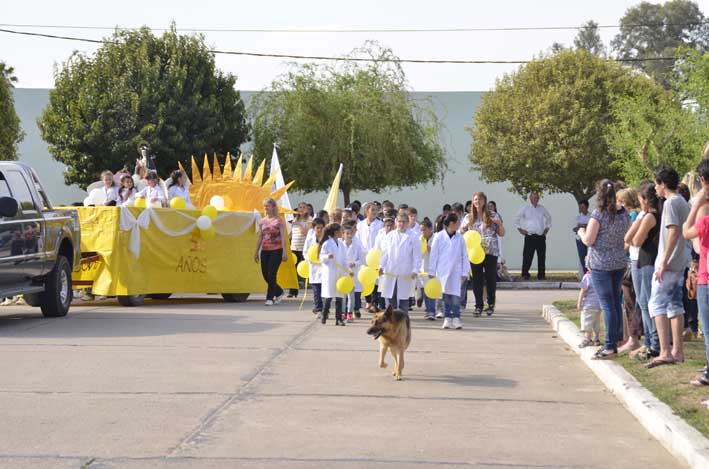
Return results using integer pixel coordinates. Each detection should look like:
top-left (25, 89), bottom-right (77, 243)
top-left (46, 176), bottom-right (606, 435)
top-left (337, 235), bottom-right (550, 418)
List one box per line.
top-left (0, 197), bottom-right (19, 218)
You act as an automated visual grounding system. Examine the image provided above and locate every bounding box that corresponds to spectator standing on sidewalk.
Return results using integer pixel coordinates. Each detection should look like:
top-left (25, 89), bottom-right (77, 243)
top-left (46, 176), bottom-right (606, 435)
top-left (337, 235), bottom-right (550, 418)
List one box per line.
top-left (573, 200), bottom-right (591, 279)
top-left (514, 192), bottom-right (552, 280)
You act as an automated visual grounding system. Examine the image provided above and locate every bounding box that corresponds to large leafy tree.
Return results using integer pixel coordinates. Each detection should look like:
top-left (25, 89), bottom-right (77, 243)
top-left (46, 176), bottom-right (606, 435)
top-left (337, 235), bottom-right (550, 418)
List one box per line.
top-left (0, 62), bottom-right (24, 161)
top-left (676, 49), bottom-right (709, 158)
top-left (574, 20), bottom-right (606, 56)
top-left (39, 26), bottom-right (249, 188)
top-left (249, 42), bottom-right (445, 205)
top-left (611, 0), bottom-right (709, 88)
top-left (607, 87), bottom-right (707, 184)
top-left (468, 49), bottom-right (656, 202)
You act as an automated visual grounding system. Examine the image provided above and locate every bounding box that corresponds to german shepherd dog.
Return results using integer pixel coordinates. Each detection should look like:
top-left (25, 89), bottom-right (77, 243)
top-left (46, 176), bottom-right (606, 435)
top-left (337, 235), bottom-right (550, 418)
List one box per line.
top-left (366, 305), bottom-right (411, 380)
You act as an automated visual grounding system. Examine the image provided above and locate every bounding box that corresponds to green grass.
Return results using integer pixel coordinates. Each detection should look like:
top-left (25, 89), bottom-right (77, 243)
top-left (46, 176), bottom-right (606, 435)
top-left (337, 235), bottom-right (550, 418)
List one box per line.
top-left (553, 299), bottom-right (709, 438)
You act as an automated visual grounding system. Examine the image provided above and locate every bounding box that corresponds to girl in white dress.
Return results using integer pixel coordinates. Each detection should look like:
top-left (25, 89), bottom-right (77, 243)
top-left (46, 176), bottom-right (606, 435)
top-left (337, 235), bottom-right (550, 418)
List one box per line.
top-left (319, 223), bottom-right (348, 326)
top-left (117, 174), bottom-right (137, 206)
top-left (342, 220), bottom-right (366, 321)
top-left (167, 170), bottom-right (194, 209)
top-left (136, 171), bottom-right (166, 208)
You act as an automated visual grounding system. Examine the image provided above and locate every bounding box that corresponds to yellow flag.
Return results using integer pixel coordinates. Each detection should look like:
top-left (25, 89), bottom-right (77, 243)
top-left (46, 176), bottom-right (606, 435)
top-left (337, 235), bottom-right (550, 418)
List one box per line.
top-left (323, 163), bottom-right (343, 216)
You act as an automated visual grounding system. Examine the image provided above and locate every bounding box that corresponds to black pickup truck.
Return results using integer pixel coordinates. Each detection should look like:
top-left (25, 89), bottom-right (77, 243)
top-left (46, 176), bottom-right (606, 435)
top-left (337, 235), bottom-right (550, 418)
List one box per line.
top-left (0, 162), bottom-right (80, 317)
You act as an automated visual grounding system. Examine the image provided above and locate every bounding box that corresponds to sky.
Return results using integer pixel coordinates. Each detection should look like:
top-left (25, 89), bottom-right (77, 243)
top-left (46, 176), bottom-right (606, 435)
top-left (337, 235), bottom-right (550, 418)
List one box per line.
top-left (1, 0), bottom-right (708, 91)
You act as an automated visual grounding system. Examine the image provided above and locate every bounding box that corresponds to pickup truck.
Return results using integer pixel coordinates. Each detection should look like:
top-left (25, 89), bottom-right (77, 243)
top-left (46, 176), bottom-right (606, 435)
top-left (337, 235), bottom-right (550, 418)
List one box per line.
top-left (0, 162), bottom-right (80, 317)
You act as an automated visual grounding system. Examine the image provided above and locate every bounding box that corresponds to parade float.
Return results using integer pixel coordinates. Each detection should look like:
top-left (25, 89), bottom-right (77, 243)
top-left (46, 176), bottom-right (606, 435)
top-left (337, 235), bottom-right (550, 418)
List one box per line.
top-left (71, 154), bottom-right (299, 306)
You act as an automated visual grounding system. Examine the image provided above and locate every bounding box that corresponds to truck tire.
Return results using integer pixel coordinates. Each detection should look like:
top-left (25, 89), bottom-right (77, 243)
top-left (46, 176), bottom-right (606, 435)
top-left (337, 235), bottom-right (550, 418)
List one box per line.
top-left (222, 293), bottom-right (249, 303)
top-left (148, 294), bottom-right (172, 300)
top-left (117, 295), bottom-right (145, 307)
top-left (40, 255), bottom-right (72, 317)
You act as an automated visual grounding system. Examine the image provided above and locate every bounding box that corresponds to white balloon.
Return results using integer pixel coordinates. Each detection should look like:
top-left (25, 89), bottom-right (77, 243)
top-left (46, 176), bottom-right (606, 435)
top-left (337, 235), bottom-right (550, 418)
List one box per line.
top-left (196, 215), bottom-right (212, 231)
top-left (83, 196), bottom-right (93, 207)
top-left (89, 188), bottom-right (106, 205)
top-left (210, 195), bottom-right (225, 210)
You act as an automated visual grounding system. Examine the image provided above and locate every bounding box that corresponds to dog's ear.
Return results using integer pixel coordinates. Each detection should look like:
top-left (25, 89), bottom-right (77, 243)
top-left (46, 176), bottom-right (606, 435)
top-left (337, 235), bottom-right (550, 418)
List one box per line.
top-left (385, 304), bottom-right (394, 316)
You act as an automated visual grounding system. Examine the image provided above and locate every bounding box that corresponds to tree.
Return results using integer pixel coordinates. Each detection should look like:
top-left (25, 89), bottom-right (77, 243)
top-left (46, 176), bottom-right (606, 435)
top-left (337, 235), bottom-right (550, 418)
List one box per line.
top-left (611, 0), bottom-right (709, 88)
top-left (676, 49), bottom-right (709, 157)
top-left (607, 87), bottom-right (708, 184)
top-left (574, 20), bottom-right (606, 56)
top-left (249, 42), bottom-right (445, 205)
top-left (38, 26), bottom-right (249, 188)
top-left (0, 61), bottom-right (24, 161)
top-left (468, 49), bottom-right (656, 202)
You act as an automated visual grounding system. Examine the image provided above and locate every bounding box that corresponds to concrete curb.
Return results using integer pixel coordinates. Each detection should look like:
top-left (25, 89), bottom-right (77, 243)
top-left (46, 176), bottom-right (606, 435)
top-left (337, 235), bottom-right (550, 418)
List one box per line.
top-left (542, 304), bottom-right (709, 469)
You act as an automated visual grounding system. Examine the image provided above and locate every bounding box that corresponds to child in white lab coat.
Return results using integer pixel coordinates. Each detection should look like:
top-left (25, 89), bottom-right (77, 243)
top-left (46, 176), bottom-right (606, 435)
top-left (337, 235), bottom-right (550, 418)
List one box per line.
top-left (428, 213), bottom-right (470, 330)
top-left (373, 217), bottom-right (396, 311)
top-left (167, 170), bottom-right (194, 209)
top-left (380, 214), bottom-right (422, 312)
top-left (117, 174), bottom-right (137, 207)
top-left (319, 223), bottom-right (348, 326)
top-left (303, 218), bottom-right (325, 315)
top-left (419, 219), bottom-right (436, 320)
top-left (343, 220), bottom-right (366, 321)
top-left (136, 171), bottom-right (166, 207)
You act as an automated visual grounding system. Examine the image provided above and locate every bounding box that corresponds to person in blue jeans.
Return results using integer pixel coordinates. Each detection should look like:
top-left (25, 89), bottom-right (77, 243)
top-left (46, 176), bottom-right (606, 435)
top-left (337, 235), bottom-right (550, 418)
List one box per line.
top-left (625, 182), bottom-right (661, 360)
top-left (578, 179), bottom-right (631, 360)
top-left (419, 220), bottom-right (437, 320)
top-left (428, 213), bottom-right (469, 330)
top-left (682, 159), bottom-right (709, 386)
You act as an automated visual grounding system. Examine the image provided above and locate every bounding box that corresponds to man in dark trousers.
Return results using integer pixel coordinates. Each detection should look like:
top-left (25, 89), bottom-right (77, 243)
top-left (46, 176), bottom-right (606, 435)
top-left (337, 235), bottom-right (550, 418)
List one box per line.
top-left (514, 192), bottom-right (552, 280)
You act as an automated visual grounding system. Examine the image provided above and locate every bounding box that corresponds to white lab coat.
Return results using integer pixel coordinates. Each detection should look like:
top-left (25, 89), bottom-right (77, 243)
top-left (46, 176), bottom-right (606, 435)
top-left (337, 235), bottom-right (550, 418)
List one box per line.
top-left (428, 230), bottom-right (470, 298)
top-left (379, 230), bottom-right (422, 301)
top-left (303, 230), bottom-right (322, 284)
top-left (319, 237), bottom-right (347, 299)
top-left (168, 184), bottom-right (195, 209)
top-left (344, 237), bottom-right (366, 292)
top-left (356, 218), bottom-right (383, 251)
top-left (137, 185), bottom-right (166, 206)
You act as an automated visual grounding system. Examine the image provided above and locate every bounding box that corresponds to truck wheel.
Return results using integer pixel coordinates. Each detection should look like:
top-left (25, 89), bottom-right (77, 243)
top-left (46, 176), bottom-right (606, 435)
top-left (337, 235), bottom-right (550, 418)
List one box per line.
top-left (117, 295), bottom-right (145, 307)
top-left (40, 255), bottom-right (72, 317)
top-left (222, 293), bottom-right (249, 303)
top-left (148, 294), bottom-right (172, 300)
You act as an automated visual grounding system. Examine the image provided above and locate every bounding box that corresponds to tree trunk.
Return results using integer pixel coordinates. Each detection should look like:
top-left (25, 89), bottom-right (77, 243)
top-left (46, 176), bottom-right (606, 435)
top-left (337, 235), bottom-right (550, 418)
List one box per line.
top-left (342, 184), bottom-right (351, 207)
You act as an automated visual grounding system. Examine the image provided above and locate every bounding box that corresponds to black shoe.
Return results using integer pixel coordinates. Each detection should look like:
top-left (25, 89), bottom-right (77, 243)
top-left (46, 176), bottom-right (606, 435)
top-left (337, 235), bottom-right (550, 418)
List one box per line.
top-left (321, 311), bottom-right (329, 325)
top-left (335, 316), bottom-right (346, 326)
top-left (416, 297), bottom-right (423, 308)
top-left (312, 308), bottom-right (322, 315)
top-left (473, 308), bottom-right (483, 317)
top-left (485, 305), bottom-right (494, 316)
top-left (354, 311), bottom-right (361, 319)
top-left (520, 275), bottom-right (530, 281)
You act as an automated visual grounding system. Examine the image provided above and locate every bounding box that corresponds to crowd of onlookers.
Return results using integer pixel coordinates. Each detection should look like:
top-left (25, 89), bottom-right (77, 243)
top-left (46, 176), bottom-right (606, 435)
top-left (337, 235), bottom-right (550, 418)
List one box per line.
top-left (574, 165), bottom-right (708, 387)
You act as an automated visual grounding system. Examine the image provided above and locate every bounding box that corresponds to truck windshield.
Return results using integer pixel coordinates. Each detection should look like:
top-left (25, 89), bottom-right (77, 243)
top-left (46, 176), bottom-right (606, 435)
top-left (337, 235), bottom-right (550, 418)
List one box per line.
top-left (29, 168), bottom-right (52, 211)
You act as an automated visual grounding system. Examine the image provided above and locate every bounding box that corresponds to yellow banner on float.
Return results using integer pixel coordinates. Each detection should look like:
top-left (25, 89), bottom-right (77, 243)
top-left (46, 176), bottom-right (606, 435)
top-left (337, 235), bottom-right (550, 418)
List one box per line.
top-left (69, 206), bottom-right (298, 296)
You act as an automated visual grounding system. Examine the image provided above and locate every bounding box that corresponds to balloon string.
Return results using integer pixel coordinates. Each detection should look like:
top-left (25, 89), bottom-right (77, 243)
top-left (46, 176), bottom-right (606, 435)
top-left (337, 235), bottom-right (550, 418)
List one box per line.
top-left (299, 277), bottom-right (308, 311)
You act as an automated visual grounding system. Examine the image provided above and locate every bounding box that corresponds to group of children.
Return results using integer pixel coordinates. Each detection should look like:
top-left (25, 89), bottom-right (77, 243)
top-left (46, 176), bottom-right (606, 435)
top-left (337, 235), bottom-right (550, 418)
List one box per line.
top-left (301, 199), bottom-right (491, 330)
top-left (91, 164), bottom-right (194, 209)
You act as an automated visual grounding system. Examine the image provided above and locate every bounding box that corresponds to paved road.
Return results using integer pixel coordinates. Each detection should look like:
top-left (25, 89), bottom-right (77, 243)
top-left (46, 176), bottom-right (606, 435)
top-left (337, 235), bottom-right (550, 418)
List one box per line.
top-left (0, 291), bottom-right (682, 468)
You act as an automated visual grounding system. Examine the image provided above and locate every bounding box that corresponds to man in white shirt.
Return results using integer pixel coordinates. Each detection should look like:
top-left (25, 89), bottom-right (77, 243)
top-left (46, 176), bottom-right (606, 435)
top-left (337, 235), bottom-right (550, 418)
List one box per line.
top-left (514, 192), bottom-right (552, 280)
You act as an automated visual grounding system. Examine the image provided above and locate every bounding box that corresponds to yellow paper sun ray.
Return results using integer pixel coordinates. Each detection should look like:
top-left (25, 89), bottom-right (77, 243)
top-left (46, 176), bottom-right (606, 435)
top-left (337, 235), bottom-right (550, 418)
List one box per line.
top-left (252, 160), bottom-right (265, 186)
top-left (234, 154), bottom-right (243, 181)
top-left (202, 154), bottom-right (212, 181)
top-left (271, 181), bottom-right (295, 201)
top-left (178, 160), bottom-right (187, 177)
top-left (190, 156), bottom-right (202, 184)
top-left (243, 155), bottom-right (254, 182)
top-left (212, 153), bottom-right (222, 181)
top-left (223, 153), bottom-right (233, 181)
top-left (263, 165), bottom-right (281, 190)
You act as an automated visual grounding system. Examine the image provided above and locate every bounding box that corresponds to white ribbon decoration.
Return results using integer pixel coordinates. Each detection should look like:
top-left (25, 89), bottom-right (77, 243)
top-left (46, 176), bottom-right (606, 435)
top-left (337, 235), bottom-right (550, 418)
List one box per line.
top-left (119, 206), bottom-right (262, 258)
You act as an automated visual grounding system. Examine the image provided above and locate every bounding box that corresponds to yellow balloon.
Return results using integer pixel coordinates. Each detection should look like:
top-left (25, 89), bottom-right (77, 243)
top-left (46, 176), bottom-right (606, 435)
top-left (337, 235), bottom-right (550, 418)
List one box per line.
top-left (424, 278), bottom-right (442, 299)
top-left (468, 246), bottom-right (485, 264)
top-left (296, 260), bottom-right (310, 279)
top-left (357, 266), bottom-right (378, 286)
top-left (201, 205), bottom-right (218, 221)
top-left (290, 252), bottom-right (297, 265)
top-left (362, 281), bottom-right (375, 297)
top-left (336, 276), bottom-right (355, 294)
top-left (464, 230), bottom-right (482, 249)
top-left (134, 197), bottom-right (146, 209)
top-left (366, 249), bottom-right (381, 270)
top-left (200, 226), bottom-right (216, 240)
top-left (169, 196), bottom-right (186, 210)
top-left (307, 244), bottom-right (320, 265)
top-left (420, 237), bottom-right (427, 254)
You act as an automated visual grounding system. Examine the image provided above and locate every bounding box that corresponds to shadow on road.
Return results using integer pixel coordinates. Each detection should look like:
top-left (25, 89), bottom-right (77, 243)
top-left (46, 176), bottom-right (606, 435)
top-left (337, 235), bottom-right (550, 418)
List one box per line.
top-left (404, 374), bottom-right (518, 388)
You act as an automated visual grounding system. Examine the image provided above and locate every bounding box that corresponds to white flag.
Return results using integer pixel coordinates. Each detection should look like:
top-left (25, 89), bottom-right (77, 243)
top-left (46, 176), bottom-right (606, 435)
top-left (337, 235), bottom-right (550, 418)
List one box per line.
top-left (270, 145), bottom-right (294, 223)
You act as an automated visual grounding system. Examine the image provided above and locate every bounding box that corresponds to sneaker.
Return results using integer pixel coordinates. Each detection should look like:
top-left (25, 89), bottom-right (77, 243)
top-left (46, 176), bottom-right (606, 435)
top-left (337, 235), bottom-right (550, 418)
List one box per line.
top-left (354, 310), bottom-right (361, 319)
top-left (484, 306), bottom-right (494, 316)
top-left (347, 313), bottom-right (354, 322)
top-left (274, 295), bottom-right (283, 305)
top-left (473, 308), bottom-right (483, 317)
top-left (0, 298), bottom-right (11, 306)
top-left (442, 318), bottom-right (453, 329)
top-left (425, 312), bottom-right (436, 321)
top-left (452, 317), bottom-right (463, 329)
top-left (435, 311), bottom-right (444, 319)
top-left (265, 300), bottom-right (274, 306)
